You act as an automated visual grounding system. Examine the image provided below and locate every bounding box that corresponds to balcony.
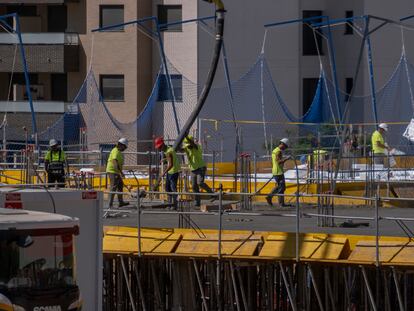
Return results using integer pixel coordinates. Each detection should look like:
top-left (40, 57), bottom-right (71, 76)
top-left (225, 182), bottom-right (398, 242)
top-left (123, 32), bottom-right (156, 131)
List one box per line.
top-left (0, 32), bottom-right (79, 73)
top-left (0, 100), bottom-right (65, 113)
top-left (0, 1), bottom-right (79, 4)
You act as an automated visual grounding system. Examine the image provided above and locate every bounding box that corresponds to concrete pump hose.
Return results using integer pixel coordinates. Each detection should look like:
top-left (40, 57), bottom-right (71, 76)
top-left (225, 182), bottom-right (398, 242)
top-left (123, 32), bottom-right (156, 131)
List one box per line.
top-left (173, 2), bottom-right (225, 150)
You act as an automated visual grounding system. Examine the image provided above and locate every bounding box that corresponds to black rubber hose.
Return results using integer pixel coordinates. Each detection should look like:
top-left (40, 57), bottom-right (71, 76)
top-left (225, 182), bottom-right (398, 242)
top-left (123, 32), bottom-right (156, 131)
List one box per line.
top-left (173, 9), bottom-right (225, 150)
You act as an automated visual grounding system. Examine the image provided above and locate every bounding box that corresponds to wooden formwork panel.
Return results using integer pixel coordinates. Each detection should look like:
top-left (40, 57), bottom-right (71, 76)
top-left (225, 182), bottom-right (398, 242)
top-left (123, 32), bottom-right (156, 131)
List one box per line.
top-left (391, 242), bottom-right (414, 264)
top-left (174, 232), bottom-right (261, 256)
top-left (103, 229), bottom-right (181, 254)
top-left (259, 234), bottom-right (348, 260)
top-left (348, 240), bottom-right (414, 263)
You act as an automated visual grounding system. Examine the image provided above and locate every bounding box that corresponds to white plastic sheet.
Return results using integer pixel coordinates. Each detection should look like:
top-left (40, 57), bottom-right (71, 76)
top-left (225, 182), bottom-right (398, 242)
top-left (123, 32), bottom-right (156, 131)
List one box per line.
top-left (403, 118), bottom-right (414, 142)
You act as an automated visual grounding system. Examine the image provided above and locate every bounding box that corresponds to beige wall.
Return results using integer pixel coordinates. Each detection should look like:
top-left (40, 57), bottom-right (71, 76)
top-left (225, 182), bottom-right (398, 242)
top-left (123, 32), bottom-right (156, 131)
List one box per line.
top-left (83, 0), bottom-right (152, 124)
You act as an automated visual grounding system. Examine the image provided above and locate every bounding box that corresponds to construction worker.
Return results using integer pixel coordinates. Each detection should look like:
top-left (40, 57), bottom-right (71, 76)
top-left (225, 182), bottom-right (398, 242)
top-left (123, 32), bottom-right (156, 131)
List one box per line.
top-left (155, 137), bottom-right (181, 210)
top-left (45, 139), bottom-right (68, 188)
top-left (266, 138), bottom-right (292, 207)
top-left (182, 135), bottom-right (213, 207)
top-left (106, 138), bottom-right (129, 208)
top-left (371, 123), bottom-right (391, 165)
top-left (307, 139), bottom-right (328, 170)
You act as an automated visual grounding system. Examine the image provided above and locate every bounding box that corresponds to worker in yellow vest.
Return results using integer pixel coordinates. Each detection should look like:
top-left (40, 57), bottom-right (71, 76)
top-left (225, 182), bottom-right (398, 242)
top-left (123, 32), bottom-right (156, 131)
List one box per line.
top-left (106, 138), bottom-right (129, 208)
top-left (266, 138), bottom-right (292, 207)
top-left (45, 139), bottom-right (68, 188)
top-left (182, 135), bottom-right (213, 207)
top-left (308, 149), bottom-right (328, 169)
top-left (371, 123), bottom-right (391, 165)
top-left (155, 137), bottom-right (181, 210)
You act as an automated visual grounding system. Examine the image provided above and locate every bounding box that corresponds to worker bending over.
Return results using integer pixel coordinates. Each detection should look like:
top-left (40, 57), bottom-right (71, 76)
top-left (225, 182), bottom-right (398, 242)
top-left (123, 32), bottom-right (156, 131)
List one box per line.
top-left (266, 138), bottom-right (292, 207)
top-left (182, 135), bottom-right (213, 207)
top-left (45, 139), bottom-right (68, 188)
top-left (371, 123), bottom-right (391, 165)
top-left (155, 137), bottom-right (181, 210)
top-left (106, 138), bottom-right (129, 208)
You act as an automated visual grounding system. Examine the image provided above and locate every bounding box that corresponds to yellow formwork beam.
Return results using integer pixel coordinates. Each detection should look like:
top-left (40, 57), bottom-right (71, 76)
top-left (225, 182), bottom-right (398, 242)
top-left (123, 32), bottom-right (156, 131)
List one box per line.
top-left (0, 169), bottom-right (408, 207)
top-left (103, 227), bottom-right (414, 266)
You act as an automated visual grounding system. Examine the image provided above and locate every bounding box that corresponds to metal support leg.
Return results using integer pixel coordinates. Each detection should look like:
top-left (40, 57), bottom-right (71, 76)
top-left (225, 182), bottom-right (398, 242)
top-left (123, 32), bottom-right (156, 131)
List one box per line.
top-left (324, 268), bottom-right (337, 311)
top-left (361, 266), bottom-right (378, 311)
top-left (308, 264), bottom-right (325, 311)
top-left (193, 260), bottom-right (209, 311)
top-left (236, 267), bottom-right (248, 311)
top-left (133, 261), bottom-right (147, 311)
top-left (230, 261), bottom-right (241, 311)
top-left (392, 267), bottom-right (405, 311)
top-left (119, 256), bottom-right (137, 311)
top-left (278, 262), bottom-right (297, 311)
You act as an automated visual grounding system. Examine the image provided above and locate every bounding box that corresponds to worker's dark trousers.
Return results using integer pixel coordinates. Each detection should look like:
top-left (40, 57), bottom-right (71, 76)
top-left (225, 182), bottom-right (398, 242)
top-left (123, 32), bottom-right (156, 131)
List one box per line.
top-left (108, 173), bottom-right (124, 207)
top-left (47, 173), bottom-right (65, 188)
top-left (267, 174), bottom-right (286, 205)
top-left (166, 172), bottom-right (179, 208)
top-left (191, 167), bottom-right (213, 206)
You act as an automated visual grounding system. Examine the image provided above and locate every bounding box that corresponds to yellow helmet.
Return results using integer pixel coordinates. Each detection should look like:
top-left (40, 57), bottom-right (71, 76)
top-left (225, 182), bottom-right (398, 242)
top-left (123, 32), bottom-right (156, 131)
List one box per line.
top-left (183, 135), bottom-right (193, 146)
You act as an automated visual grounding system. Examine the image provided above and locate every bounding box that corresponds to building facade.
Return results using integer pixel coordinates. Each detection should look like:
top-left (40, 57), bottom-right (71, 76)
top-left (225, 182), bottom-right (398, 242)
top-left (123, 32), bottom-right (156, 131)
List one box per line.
top-left (0, 0), bottom-right (413, 150)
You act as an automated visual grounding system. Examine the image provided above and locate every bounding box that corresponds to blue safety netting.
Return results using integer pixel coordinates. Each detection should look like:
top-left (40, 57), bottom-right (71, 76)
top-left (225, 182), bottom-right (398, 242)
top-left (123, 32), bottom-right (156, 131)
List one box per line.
top-left (23, 49), bottom-right (414, 160)
top-left (4, 31), bottom-right (414, 160)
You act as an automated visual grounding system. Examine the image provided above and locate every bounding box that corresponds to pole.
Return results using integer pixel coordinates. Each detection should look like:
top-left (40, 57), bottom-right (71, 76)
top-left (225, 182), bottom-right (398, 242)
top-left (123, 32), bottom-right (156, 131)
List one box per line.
top-left (137, 188), bottom-right (142, 257)
top-left (217, 183), bottom-right (223, 309)
top-left (15, 14), bottom-right (37, 143)
top-left (155, 21), bottom-right (181, 135)
top-left (326, 17), bottom-right (342, 122)
top-left (375, 185), bottom-right (380, 267)
top-left (365, 17), bottom-right (379, 124)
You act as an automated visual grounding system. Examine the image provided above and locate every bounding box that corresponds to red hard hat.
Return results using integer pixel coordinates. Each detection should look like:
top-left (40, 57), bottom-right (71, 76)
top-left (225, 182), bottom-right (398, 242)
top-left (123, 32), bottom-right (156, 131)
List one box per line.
top-left (154, 137), bottom-right (164, 149)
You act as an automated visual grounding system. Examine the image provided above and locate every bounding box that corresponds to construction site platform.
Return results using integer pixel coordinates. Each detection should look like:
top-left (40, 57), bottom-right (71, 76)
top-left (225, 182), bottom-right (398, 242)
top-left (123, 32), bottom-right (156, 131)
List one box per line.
top-left (103, 224), bottom-right (414, 266)
top-left (103, 202), bottom-right (414, 266)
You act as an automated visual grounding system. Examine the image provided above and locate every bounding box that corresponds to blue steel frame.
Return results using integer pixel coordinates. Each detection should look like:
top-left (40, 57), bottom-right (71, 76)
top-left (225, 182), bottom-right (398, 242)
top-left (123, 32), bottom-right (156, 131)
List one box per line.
top-left (313, 15), bottom-right (414, 125)
top-left (264, 15), bottom-right (343, 123)
top-left (0, 13), bottom-right (38, 142)
top-left (92, 15), bottom-right (216, 135)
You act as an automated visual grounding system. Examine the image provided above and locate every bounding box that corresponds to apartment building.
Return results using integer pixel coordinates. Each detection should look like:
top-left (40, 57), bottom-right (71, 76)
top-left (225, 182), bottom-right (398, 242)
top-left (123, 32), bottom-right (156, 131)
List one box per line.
top-left (0, 0), bottom-right (152, 143)
top-left (0, 0), bottom-right (413, 147)
top-left (156, 0), bottom-right (414, 145)
top-left (0, 1), bottom-right (86, 140)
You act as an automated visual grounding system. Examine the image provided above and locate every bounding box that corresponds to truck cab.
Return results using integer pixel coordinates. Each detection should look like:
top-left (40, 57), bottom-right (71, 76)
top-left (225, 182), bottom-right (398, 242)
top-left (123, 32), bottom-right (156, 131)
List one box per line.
top-left (0, 208), bottom-right (81, 311)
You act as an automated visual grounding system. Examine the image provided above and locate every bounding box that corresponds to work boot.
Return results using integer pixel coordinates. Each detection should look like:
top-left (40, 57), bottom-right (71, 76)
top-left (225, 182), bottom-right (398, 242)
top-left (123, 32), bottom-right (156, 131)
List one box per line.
top-left (119, 201), bottom-right (130, 208)
top-left (280, 203), bottom-right (293, 207)
top-left (265, 196), bottom-right (273, 206)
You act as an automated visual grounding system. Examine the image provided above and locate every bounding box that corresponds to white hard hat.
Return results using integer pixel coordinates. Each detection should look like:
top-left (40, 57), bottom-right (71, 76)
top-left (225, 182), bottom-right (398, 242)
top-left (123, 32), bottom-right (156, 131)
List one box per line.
top-left (378, 123), bottom-right (388, 131)
top-left (118, 137), bottom-right (128, 147)
top-left (280, 138), bottom-right (289, 147)
top-left (49, 139), bottom-right (58, 147)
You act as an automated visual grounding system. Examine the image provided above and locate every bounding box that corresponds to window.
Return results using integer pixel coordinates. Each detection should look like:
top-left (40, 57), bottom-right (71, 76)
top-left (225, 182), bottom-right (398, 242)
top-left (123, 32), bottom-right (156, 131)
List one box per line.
top-left (345, 11), bottom-right (354, 35)
top-left (51, 74), bottom-right (67, 101)
top-left (99, 5), bottom-right (124, 31)
top-left (100, 75), bottom-right (124, 101)
top-left (48, 5), bottom-right (67, 32)
top-left (7, 5), bottom-right (37, 16)
top-left (345, 78), bottom-right (354, 102)
top-left (302, 11), bottom-right (324, 56)
top-left (158, 74), bottom-right (182, 101)
top-left (158, 5), bottom-right (182, 31)
top-left (303, 78), bottom-right (319, 114)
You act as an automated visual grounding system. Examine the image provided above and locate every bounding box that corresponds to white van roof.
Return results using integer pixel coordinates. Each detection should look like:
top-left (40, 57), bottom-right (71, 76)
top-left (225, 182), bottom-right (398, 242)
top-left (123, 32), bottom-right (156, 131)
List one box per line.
top-left (0, 208), bottom-right (79, 231)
